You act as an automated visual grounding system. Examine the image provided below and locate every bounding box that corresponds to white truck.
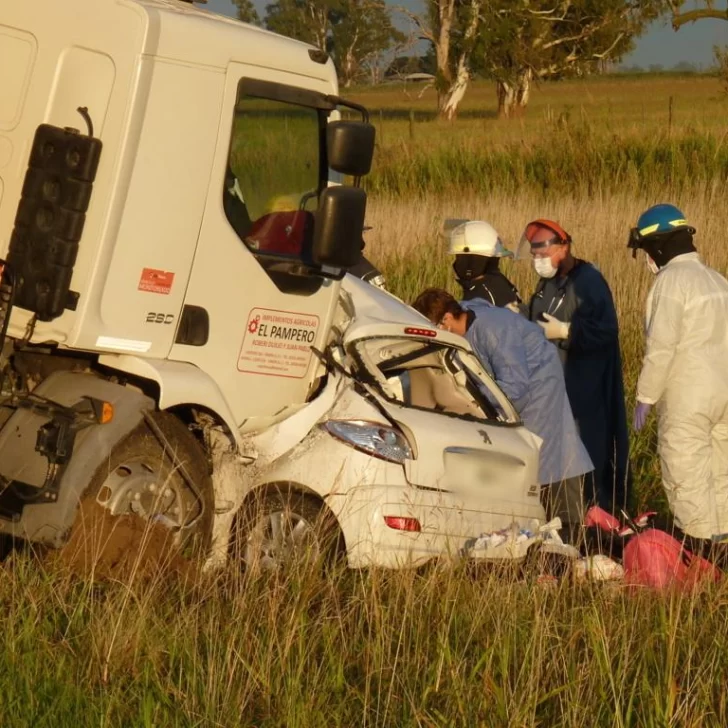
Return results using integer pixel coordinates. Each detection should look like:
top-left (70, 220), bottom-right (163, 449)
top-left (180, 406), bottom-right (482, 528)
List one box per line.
top-left (0, 0), bottom-right (547, 572)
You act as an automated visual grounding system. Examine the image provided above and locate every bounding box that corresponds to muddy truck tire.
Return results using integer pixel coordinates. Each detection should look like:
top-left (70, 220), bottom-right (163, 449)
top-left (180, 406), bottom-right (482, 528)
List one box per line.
top-left (45, 412), bottom-right (214, 580)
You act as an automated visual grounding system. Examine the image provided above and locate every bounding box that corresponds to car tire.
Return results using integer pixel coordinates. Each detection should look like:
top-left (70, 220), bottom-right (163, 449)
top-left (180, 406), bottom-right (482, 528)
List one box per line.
top-left (234, 486), bottom-right (345, 573)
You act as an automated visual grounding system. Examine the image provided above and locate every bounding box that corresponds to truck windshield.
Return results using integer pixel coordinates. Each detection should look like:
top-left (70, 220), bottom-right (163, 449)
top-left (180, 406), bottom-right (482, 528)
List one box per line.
top-left (351, 337), bottom-right (520, 425)
top-left (223, 91), bottom-right (324, 261)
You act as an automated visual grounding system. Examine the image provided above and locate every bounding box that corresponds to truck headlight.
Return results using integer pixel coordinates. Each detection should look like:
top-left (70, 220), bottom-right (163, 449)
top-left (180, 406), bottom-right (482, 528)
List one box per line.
top-left (321, 420), bottom-right (412, 464)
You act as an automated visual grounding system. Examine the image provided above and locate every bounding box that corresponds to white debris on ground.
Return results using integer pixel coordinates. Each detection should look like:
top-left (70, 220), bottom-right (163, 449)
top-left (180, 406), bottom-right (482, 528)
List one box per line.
top-left (573, 554), bottom-right (625, 581)
top-left (462, 517), bottom-right (579, 561)
top-left (461, 517), bottom-right (624, 582)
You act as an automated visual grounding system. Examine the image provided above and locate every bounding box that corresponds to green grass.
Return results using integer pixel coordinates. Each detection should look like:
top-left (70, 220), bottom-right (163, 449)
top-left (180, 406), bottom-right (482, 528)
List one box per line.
top-left (365, 128), bottom-right (728, 199)
top-left (2, 553), bottom-right (728, 726)
top-left (345, 76), bottom-right (728, 200)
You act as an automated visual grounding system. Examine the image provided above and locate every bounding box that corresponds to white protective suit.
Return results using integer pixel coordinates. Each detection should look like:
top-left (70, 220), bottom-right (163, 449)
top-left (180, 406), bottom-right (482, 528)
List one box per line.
top-left (637, 252), bottom-right (728, 540)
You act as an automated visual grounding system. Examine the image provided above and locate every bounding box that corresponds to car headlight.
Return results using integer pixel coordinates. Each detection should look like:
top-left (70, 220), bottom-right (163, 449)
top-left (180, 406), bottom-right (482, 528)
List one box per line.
top-left (321, 420), bottom-right (413, 464)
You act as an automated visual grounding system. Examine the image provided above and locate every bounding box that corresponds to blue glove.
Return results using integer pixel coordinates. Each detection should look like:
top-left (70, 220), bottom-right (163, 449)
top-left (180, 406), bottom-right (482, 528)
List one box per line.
top-left (633, 402), bottom-right (652, 432)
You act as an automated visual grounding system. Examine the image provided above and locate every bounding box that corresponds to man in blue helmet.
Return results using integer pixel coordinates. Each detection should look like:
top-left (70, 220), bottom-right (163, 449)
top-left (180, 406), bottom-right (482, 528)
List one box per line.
top-left (629, 204), bottom-right (728, 557)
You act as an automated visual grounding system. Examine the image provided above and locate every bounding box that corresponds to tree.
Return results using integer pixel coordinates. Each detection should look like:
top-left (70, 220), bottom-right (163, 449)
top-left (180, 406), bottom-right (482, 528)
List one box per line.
top-left (397, 0), bottom-right (484, 121)
top-left (475, 0), bottom-right (661, 118)
top-left (264, 0), bottom-right (403, 87)
top-left (331, 0), bottom-right (406, 87)
top-left (231, 0), bottom-right (261, 24)
top-left (714, 45), bottom-right (728, 93)
top-left (665, 2), bottom-right (728, 90)
top-left (397, 0), bottom-right (658, 121)
top-left (668, 1), bottom-right (728, 30)
top-left (265, 0), bottom-right (335, 52)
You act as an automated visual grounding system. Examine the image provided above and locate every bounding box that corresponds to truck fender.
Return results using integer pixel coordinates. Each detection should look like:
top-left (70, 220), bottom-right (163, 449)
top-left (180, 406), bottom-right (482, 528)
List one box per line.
top-left (0, 371), bottom-right (155, 546)
top-left (98, 354), bottom-right (242, 448)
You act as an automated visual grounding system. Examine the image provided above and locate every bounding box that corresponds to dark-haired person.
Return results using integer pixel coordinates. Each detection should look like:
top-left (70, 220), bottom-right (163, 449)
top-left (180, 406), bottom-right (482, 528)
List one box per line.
top-left (519, 218), bottom-right (631, 518)
top-left (412, 287), bottom-right (593, 544)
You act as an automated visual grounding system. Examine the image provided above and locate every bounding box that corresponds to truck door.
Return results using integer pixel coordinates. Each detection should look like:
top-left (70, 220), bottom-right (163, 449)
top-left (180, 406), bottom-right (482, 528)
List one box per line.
top-left (169, 64), bottom-right (340, 431)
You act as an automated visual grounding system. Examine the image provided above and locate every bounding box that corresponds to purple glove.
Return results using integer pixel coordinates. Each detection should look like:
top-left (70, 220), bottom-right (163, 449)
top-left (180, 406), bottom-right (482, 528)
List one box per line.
top-left (633, 402), bottom-right (652, 432)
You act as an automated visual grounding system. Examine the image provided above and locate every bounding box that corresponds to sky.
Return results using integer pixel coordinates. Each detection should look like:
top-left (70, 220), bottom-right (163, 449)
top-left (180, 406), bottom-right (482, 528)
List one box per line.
top-left (203, 0), bottom-right (728, 69)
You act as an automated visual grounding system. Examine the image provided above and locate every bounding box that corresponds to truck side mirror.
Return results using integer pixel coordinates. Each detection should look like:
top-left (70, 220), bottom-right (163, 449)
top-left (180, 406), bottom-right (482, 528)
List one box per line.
top-left (312, 186), bottom-right (367, 268)
top-left (327, 121), bottom-right (375, 178)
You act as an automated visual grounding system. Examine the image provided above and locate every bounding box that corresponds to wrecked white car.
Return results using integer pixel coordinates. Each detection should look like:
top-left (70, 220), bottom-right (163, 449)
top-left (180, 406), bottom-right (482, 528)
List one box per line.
top-left (236, 276), bottom-right (547, 570)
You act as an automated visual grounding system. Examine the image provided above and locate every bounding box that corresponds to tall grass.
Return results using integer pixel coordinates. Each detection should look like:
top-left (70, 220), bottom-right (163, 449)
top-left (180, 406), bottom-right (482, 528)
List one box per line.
top-left (350, 75), bottom-right (728, 199)
top-left (367, 128), bottom-right (728, 199)
top-left (2, 552), bottom-right (728, 726)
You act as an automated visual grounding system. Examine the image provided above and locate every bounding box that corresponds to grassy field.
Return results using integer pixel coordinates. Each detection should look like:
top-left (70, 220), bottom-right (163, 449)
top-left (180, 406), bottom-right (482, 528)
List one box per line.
top-left (4, 550), bottom-right (728, 726)
top-left (4, 75), bottom-right (728, 726)
top-left (349, 75), bottom-right (728, 198)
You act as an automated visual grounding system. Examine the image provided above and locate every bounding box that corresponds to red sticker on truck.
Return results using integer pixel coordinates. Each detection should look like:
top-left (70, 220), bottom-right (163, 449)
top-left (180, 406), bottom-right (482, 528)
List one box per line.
top-left (237, 308), bottom-right (320, 379)
top-left (138, 268), bottom-right (175, 295)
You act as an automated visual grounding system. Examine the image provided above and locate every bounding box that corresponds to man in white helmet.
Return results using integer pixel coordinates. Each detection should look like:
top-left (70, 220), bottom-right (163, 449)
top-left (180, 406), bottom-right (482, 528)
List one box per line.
top-left (447, 220), bottom-right (521, 308)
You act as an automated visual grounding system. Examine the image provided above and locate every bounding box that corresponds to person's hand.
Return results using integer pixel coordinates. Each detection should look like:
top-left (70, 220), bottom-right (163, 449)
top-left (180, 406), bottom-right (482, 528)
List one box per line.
top-left (633, 401), bottom-right (652, 432)
top-left (538, 313), bottom-right (570, 340)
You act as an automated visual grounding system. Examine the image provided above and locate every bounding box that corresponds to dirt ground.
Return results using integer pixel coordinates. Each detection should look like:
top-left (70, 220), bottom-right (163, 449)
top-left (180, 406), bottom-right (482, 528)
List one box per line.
top-left (45, 496), bottom-right (201, 581)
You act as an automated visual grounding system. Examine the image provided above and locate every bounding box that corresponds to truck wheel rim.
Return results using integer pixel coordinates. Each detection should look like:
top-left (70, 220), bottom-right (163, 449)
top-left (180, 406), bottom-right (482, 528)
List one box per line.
top-left (245, 509), bottom-right (320, 570)
top-left (96, 459), bottom-right (197, 535)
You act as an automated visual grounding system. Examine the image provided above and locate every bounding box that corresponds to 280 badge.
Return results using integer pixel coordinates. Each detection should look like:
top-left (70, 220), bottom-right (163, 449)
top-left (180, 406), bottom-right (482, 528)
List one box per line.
top-left (146, 312), bottom-right (174, 324)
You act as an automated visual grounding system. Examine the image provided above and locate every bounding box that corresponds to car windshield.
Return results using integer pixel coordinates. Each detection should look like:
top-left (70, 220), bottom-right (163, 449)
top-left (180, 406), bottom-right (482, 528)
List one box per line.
top-left (351, 337), bottom-right (519, 424)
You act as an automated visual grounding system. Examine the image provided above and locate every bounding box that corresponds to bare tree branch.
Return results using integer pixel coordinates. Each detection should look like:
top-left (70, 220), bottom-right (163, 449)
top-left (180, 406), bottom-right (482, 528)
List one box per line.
top-left (393, 5), bottom-right (436, 43)
top-left (590, 31), bottom-right (625, 59)
top-left (672, 7), bottom-right (728, 30)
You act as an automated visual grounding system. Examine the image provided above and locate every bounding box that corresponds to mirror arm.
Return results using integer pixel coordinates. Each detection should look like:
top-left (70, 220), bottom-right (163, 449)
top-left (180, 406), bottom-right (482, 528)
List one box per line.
top-left (325, 95), bottom-right (370, 124)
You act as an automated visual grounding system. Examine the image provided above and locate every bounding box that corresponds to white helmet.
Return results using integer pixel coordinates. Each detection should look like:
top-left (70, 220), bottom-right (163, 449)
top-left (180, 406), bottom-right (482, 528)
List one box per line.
top-left (446, 220), bottom-right (513, 258)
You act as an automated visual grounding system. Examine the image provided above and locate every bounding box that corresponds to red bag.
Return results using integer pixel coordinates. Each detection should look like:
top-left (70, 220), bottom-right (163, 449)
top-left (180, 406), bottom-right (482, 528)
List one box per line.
top-left (622, 528), bottom-right (721, 590)
top-left (584, 505), bottom-right (621, 532)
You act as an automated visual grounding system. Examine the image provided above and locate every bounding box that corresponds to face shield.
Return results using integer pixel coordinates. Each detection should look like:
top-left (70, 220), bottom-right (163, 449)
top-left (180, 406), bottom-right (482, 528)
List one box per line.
top-left (627, 227), bottom-right (643, 259)
top-left (627, 224), bottom-right (696, 269)
top-left (515, 220), bottom-right (569, 261)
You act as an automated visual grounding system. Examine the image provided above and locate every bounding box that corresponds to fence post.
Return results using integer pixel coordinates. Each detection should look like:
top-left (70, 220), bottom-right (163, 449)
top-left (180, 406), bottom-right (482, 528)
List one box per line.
top-left (409, 109), bottom-right (415, 141)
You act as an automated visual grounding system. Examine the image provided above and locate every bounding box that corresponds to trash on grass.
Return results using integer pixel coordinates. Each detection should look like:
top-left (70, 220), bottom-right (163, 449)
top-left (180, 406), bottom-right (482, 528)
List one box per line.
top-left (574, 554), bottom-right (625, 581)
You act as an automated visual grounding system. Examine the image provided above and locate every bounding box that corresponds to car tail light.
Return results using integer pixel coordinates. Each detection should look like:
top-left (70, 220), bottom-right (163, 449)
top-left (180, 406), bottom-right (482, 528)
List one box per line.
top-left (384, 516), bottom-right (421, 532)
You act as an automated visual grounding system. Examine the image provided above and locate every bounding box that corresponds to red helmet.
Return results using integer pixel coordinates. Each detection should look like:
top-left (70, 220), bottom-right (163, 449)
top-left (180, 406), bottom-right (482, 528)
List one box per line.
top-left (523, 219), bottom-right (571, 244)
top-left (517, 219), bottom-right (572, 259)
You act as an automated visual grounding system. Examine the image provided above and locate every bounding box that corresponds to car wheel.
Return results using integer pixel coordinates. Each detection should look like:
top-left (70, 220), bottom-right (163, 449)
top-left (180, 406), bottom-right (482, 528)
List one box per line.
top-left (236, 487), bottom-right (344, 573)
top-left (47, 411), bottom-right (214, 579)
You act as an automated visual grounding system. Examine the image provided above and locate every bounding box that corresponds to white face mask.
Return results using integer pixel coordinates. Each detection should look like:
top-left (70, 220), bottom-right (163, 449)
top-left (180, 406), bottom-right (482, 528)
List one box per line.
top-left (533, 256), bottom-right (558, 279)
top-left (645, 253), bottom-right (659, 275)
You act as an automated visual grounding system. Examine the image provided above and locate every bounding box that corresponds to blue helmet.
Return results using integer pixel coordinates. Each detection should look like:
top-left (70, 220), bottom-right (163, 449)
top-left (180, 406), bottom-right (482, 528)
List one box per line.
top-left (636, 204), bottom-right (695, 238)
top-left (628, 203), bottom-right (696, 259)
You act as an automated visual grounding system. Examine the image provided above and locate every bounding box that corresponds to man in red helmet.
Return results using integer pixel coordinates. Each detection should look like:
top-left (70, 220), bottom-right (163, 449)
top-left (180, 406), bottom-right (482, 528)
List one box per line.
top-left (517, 219), bottom-right (631, 517)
